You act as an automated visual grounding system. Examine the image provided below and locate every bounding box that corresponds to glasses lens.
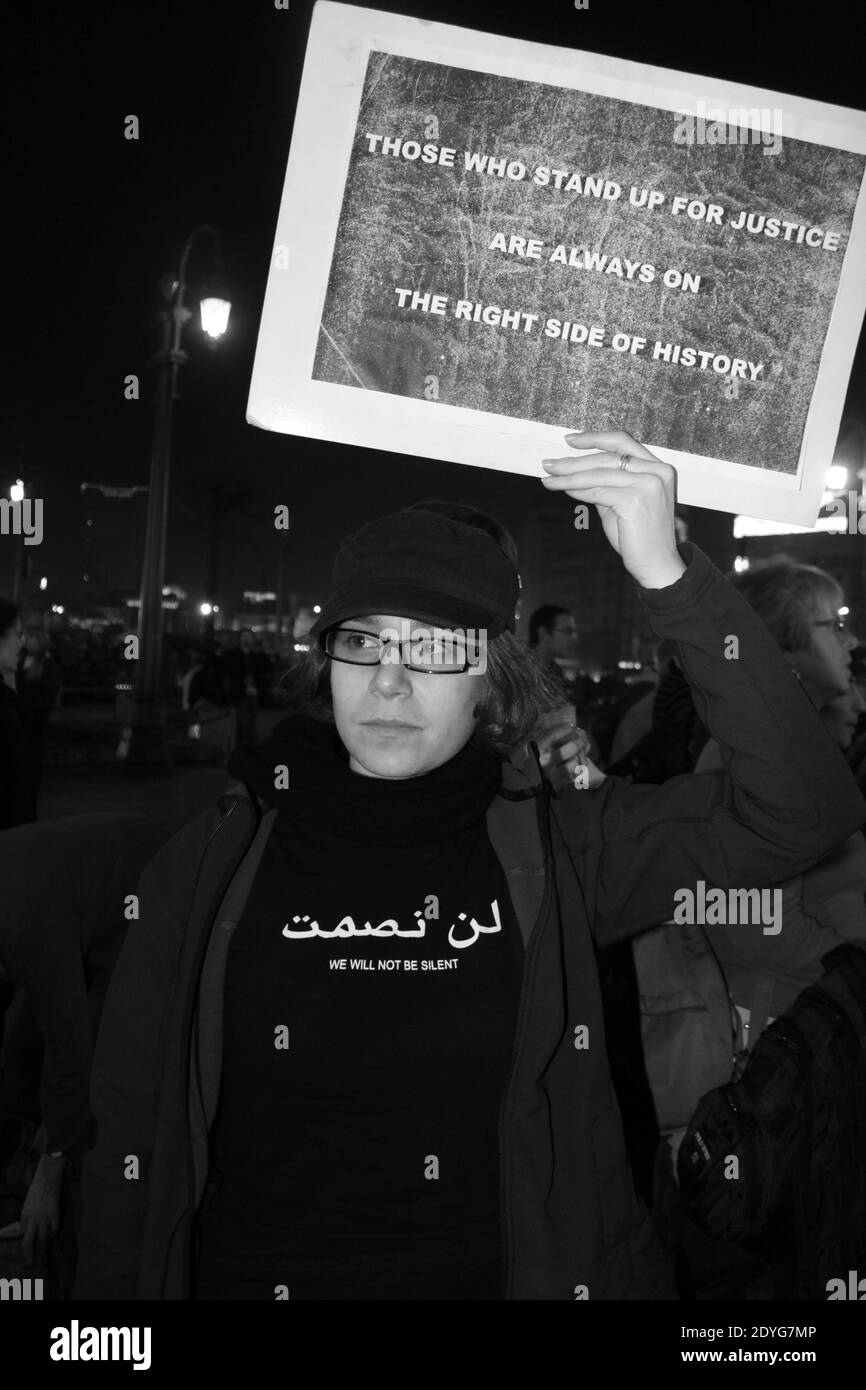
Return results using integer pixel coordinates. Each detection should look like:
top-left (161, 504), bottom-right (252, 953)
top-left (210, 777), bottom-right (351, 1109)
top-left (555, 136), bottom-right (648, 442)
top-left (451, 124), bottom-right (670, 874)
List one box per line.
top-left (327, 629), bottom-right (380, 663)
top-left (325, 626), bottom-right (472, 672)
top-left (405, 633), bottom-right (468, 672)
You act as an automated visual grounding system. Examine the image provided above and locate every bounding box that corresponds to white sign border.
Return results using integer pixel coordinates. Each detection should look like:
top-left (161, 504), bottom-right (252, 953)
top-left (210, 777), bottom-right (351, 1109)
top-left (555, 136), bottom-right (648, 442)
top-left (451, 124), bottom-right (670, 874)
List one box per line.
top-left (247, 1), bottom-right (866, 525)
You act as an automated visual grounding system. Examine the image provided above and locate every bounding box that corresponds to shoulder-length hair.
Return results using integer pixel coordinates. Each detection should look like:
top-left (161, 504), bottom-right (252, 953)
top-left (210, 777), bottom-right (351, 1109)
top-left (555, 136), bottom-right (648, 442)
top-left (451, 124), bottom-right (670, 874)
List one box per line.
top-left (277, 631), bottom-right (568, 756)
top-left (729, 557), bottom-right (844, 653)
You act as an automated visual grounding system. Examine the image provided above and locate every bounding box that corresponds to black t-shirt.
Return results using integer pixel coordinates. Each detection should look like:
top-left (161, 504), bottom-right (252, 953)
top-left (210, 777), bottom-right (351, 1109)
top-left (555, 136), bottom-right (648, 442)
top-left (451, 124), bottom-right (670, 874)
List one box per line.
top-left (196, 717), bottom-right (525, 1300)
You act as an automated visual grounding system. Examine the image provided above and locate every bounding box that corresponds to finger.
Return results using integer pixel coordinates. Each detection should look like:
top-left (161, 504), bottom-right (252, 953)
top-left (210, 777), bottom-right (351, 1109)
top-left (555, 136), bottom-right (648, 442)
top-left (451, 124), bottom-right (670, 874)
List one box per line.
top-left (0, 1221), bottom-right (24, 1240)
top-left (542, 453), bottom-right (674, 484)
top-left (535, 721), bottom-right (575, 746)
top-left (563, 430), bottom-right (660, 461)
top-left (542, 467), bottom-right (633, 490)
top-left (535, 725), bottom-right (579, 764)
top-left (547, 728), bottom-right (582, 753)
top-left (549, 765), bottom-right (576, 792)
top-left (542, 472), bottom-right (674, 508)
top-left (552, 738), bottom-right (582, 763)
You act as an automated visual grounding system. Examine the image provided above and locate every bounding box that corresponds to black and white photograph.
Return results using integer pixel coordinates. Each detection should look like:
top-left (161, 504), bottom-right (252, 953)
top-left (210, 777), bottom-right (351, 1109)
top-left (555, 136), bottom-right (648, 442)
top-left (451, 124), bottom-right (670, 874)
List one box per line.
top-left (2, 0), bottom-right (866, 1369)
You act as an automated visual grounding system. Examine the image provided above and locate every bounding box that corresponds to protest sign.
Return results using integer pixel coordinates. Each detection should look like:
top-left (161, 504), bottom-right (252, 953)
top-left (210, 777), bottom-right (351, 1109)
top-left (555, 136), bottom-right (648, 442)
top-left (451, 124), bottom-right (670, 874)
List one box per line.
top-left (247, 2), bottom-right (866, 524)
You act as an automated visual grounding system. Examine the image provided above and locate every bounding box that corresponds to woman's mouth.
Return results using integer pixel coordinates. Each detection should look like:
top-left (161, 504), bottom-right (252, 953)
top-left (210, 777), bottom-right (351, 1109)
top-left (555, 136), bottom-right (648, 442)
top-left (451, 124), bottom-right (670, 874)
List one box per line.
top-left (362, 719), bottom-right (421, 733)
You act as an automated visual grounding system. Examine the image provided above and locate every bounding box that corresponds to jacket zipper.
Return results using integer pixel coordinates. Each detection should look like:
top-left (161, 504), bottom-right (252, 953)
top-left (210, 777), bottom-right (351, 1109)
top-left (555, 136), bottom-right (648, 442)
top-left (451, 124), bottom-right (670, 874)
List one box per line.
top-left (175, 795), bottom-right (259, 1298)
top-left (499, 763), bottom-right (556, 1300)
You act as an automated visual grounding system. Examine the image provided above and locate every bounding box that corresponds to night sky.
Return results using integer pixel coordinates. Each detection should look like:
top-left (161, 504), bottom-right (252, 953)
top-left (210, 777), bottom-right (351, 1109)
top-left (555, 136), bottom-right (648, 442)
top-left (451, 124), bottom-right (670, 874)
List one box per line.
top-left (4, 0), bottom-right (865, 614)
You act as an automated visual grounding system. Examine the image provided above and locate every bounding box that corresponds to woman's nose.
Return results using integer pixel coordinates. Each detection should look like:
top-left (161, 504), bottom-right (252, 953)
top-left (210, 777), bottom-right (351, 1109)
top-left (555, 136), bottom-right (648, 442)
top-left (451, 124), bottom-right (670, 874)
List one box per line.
top-left (368, 650), bottom-right (412, 693)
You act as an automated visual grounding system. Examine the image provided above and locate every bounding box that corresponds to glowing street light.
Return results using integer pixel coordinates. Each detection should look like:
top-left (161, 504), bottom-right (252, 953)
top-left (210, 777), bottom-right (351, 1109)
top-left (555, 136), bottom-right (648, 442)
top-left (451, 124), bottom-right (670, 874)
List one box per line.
top-left (200, 296), bottom-right (231, 340)
top-left (10, 479), bottom-right (25, 503)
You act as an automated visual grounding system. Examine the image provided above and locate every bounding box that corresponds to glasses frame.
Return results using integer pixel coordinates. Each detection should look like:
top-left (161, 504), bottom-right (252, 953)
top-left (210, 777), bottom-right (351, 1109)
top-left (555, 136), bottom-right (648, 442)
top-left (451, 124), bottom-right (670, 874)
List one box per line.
top-left (319, 625), bottom-right (480, 675)
top-left (811, 617), bottom-right (850, 636)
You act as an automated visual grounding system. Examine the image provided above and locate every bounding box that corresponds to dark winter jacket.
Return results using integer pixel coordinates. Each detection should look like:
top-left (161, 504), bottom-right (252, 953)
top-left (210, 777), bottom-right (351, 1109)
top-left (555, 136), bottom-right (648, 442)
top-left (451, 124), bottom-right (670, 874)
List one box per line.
top-left (75, 544), bottom-right (866, 1299)
top-left (0, 681), bottom-right (36, 829)
top-left (0, 814), bottom-right (171, 1154)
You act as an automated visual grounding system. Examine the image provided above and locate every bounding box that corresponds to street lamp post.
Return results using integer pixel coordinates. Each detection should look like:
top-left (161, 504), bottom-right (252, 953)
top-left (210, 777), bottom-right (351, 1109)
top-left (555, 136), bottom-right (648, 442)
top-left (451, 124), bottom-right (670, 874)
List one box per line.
top-left (10, 479), bottom-right (29, 604)
top-left (121, 225), bottom-right (230, 766)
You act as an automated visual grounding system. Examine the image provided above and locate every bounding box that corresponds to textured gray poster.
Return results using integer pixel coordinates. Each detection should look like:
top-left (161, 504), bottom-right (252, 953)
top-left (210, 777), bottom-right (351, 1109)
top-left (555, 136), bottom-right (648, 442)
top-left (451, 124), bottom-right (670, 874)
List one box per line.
top-left (312, 52), bottom-right (864, 478)
top-left (248, 3), bottom-right (866, 523)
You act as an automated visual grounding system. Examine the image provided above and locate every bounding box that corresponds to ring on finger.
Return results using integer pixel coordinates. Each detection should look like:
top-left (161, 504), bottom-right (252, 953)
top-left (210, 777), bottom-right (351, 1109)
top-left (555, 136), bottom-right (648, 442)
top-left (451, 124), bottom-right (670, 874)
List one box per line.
top-left (618, 454), bottom-right (633, 471)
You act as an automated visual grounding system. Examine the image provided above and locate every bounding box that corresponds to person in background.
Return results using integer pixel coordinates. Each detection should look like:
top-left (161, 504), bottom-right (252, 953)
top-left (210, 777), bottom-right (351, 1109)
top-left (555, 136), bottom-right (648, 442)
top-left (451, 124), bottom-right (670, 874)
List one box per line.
top-left (823, 680), bottom-right (866, 754)
top-left (216, 631), bottom-right (243, 704)
top-left (667, 557), bottom-right (865, 1030)
top-left (528, 604), bottom-right (602, 762)
top-left (842, 646), bottom-right (866, 799)
top-left (0, 600), bottom-right (36, 830)
top-left (608, 639), bottom-right (674, 769)
top-left (608, 638), bottom-right (709, 784)
top-left (16, 626), bottom-right (61, 799)
top-left (178, 646), bottom-right (223, 717)
top-left (0, 814), bottom-right (169, 1280)
top-left (528, 605), bottom-right (581, 701)
top-left (220, 630), bottom-right (273, 748)
top-left (247, 633), bottom-right (275, 706)
top-left (629, 559), bottom-right (865, 1299)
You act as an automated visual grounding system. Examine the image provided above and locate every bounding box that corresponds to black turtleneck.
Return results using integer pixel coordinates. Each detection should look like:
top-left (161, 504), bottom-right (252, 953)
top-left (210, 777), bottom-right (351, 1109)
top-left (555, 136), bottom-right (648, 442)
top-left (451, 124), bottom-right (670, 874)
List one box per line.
top-left (195, 714), bottom-right (525, 1301)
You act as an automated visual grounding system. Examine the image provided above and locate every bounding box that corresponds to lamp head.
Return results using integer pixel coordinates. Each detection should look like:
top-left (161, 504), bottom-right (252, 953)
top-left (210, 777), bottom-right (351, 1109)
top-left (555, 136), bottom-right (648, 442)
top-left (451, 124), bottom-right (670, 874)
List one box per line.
top-left (200, 295), bottom-right (231, 340)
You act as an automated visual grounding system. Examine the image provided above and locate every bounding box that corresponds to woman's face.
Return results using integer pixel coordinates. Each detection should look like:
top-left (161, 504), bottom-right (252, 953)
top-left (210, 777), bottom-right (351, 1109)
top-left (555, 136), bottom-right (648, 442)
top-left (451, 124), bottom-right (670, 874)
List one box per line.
top-left (329, 613), bottom-right (485, 779)
top-left (789, 590), bottom-right (856, 708)
top-left (822, 681), bottom-right (866, 750)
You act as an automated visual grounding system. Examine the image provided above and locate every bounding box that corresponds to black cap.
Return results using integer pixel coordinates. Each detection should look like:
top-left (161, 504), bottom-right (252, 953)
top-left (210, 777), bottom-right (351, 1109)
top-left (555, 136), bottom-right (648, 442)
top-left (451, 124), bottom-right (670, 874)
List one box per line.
top-left (309, 508), bottom-right (520, 640)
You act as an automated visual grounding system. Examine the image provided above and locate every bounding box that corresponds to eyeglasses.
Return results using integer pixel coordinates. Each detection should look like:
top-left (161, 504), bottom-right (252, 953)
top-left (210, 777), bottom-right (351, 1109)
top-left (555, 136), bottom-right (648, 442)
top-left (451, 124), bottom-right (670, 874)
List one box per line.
top-left (321, 626), bottom-right (482, 674)
top-left (811, 617), bottom-right (850, 635)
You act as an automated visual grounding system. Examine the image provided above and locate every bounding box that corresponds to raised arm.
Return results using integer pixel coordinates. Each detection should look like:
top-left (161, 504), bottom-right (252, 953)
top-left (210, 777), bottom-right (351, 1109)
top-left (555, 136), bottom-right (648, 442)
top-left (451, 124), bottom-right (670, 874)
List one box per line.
top-left (540, 431), bottom-right (866, 947)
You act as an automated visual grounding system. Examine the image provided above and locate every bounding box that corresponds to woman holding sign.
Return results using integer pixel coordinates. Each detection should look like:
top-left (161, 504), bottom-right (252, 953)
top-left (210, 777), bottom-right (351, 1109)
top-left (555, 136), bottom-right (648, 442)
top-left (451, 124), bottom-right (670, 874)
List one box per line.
top-left (76, 432), bottom-right (864, 1300)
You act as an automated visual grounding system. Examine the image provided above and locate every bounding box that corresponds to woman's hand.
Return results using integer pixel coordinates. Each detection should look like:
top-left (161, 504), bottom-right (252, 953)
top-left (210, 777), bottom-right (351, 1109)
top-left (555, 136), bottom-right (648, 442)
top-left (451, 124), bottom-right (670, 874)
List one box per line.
top-left (541, 429), bottom-right (686, 590)
top-left (533, 713), bottom-right (607, 794)
top-left (20, 1153), bottom-right (64, 1261)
